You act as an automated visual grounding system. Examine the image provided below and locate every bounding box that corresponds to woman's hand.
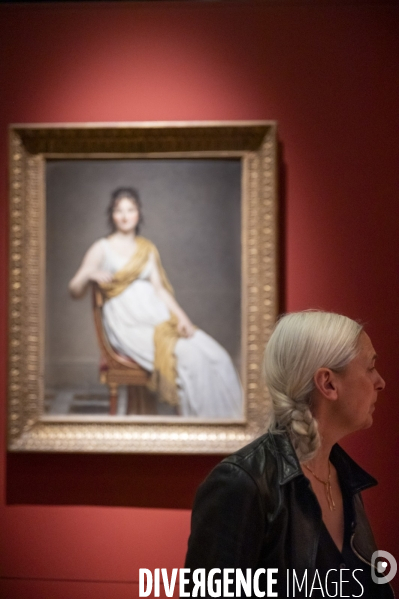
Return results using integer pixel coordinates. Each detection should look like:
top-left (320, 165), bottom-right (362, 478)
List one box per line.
top-left (177, 315), bottom-right (195, 338)
top-left (89, 270), bottom-right (114, 285)
top-left (149, 253), bottom-right (196, 337)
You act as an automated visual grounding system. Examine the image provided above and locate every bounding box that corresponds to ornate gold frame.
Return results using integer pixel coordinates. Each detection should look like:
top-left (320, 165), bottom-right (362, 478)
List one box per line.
top-left (8, 121), bottom-right (278, 453)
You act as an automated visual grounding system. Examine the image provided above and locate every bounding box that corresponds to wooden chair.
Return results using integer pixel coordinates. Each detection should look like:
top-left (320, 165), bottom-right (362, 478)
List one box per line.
top-left (92, 284), bottom-right (150, 415)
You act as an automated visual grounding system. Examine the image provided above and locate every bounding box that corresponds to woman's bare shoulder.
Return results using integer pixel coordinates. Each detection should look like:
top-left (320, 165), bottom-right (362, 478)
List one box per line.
top-left (90, 237), bottom-right (107, 250)
top-left (81, 238), bottom-right (106, 263)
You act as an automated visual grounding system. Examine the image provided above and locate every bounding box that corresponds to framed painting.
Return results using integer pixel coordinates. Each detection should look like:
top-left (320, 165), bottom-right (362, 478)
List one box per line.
top-left (7, 121), bottom-right (278, 453)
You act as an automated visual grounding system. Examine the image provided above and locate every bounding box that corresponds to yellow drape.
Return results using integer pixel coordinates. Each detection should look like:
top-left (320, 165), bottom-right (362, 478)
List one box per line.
top-left (99, 236), bottom-right (174, 299)
top-left (147, 314), bottom-right (180, 407)
top-left (99, 236), bottom-right (180, 406)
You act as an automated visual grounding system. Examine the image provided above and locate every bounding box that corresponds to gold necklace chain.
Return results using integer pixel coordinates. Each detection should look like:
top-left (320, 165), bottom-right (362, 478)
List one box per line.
top-left (304, 461), bottom-right (336, 512)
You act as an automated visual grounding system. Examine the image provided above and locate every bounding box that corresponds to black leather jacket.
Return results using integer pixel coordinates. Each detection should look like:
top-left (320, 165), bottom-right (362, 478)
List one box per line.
top-left (185, 431), bottom-right (394, 598)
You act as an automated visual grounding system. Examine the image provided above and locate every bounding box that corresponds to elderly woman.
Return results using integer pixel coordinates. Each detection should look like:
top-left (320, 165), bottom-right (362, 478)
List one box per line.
top-left (185, 311), bottom-right (393, 598)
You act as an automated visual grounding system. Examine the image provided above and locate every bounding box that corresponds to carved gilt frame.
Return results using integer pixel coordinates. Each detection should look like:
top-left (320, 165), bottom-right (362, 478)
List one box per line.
top-left (8, 121), bottom-right (278, 453)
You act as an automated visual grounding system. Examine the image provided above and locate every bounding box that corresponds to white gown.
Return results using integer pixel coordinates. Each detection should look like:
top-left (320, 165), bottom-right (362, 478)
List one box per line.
top-left (100, 239), bottom-right (243, 418)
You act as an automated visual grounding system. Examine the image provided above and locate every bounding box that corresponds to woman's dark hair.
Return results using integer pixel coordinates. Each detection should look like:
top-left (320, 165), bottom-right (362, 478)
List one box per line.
top-left (107, 187), bottom-right (143, 234)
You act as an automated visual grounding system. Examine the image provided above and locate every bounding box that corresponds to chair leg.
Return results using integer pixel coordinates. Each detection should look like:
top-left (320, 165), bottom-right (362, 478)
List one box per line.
top-left (127, 386), bottom-right (157, 415)
top-left (109, 383), bottom-right (118, 415)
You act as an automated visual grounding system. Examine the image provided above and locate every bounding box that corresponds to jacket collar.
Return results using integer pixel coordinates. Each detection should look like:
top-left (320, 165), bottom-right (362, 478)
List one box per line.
top-left (329, 443), bottom-right (378, 495)
top-left (269, 431), bottom-right (377, 495)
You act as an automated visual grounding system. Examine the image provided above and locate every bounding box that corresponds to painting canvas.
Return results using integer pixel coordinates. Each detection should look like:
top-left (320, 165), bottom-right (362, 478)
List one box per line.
top-left (45, 158), bottom-right (242, 419)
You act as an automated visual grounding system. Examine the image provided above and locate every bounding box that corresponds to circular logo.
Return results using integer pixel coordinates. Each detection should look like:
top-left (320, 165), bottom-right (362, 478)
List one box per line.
top-left (371, 550), bottom-right (397, 585)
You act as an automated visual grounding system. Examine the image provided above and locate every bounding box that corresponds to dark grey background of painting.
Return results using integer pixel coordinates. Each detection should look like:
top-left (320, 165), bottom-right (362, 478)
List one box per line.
top-left (45, 159), bottom-right (242, 389)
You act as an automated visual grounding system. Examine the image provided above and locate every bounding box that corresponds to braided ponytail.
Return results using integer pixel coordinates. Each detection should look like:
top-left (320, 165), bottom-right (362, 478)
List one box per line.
top-left (263, 311), bottom-right (362, 462)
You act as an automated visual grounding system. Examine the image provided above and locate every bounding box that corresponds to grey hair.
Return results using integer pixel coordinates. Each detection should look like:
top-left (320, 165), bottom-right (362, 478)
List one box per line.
top-left (263, 311), bottom-right (363, 462)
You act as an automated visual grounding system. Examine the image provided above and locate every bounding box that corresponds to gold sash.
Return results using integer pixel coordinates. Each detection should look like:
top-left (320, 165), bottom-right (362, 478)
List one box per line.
top-left (99, 236), bottom-right (180, 406)
top-left (99, 236), bottom-right (173, 299)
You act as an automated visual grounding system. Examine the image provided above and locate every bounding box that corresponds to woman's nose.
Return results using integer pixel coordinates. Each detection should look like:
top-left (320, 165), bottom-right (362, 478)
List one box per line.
top-left (376, 372), bottom-right (385, 391)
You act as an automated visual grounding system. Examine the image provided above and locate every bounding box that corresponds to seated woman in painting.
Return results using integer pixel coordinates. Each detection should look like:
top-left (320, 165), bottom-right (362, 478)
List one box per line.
top-left (68, 187), bottom-right (243, 419)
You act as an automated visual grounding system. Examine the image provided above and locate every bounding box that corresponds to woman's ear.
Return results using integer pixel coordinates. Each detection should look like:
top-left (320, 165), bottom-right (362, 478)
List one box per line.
top-left (313, 368), bottom-right (339, 401)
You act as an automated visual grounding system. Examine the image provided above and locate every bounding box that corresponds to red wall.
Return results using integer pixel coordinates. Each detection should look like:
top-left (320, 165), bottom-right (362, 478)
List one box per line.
top-left (1, 2), bottom-right (398, 597)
